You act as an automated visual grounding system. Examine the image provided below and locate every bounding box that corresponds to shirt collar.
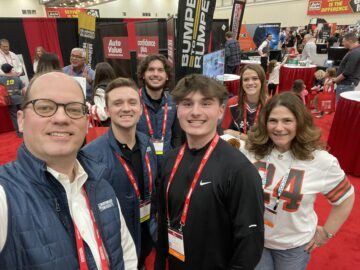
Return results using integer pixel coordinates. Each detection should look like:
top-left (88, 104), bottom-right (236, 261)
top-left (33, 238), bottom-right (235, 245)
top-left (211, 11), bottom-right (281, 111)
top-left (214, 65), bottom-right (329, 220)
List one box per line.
top-left (47, 159), bottom-right (88, 195)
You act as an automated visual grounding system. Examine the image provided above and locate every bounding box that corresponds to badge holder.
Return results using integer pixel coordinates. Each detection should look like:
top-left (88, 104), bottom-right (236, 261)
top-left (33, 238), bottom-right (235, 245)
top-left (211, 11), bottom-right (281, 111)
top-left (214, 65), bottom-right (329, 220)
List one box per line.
top-left (168, 227), bottom-right (185, 262)
top-left (152, 139), bottom-right (164, 155)
top-left (264, 206), bottom-right (277, 228)
top-left (140, 200), bottom-right (151, 223)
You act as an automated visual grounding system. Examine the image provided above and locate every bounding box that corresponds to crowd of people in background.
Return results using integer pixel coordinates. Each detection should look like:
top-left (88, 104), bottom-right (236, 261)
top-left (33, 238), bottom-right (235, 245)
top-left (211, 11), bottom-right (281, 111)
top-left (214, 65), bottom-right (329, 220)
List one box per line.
top-left (0, 23), bottom-right (359, 270)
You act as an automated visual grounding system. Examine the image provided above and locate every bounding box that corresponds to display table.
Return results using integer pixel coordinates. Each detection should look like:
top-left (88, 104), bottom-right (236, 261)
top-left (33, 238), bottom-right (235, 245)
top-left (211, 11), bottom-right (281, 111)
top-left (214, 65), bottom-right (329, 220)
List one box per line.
top-left (217, 74), bottom-right (240, 96)
top-left (278, 64), bottom-right (317, 93)
top-left (328, 91), bottom-right (360, 176)
top-left (0, 106), bottom-right (14, 133)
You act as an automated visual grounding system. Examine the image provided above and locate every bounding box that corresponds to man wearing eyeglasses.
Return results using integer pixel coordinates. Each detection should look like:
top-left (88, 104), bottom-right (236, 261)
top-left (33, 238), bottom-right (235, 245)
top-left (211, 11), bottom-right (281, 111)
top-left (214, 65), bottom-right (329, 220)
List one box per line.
top-left (63, 47), bottom-right (95, 102)
top-left (0, 72), bottom-right (137, 269)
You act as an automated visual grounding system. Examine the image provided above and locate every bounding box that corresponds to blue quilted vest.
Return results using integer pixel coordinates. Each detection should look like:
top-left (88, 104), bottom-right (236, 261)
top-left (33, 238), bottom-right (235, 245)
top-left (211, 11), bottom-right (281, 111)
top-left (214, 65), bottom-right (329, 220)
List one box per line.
top-left (137, 87), bottom-right (177, 162)
top-left (0, 145), bottom-right (126, 270)
top-left (83, 128), bottom-right (158, 255)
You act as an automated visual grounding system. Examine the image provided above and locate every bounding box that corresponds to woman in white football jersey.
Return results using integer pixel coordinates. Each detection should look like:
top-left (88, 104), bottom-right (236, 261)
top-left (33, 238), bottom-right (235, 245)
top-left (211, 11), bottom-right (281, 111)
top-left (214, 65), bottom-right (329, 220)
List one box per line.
top-left (243, 92), bottom-right (355, 270)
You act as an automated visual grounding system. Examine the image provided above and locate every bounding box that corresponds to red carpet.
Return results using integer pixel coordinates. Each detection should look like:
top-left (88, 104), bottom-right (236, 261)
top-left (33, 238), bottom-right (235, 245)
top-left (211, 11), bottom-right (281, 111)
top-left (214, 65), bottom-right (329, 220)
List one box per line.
top-left (0, 113), bottom-right (358, 269)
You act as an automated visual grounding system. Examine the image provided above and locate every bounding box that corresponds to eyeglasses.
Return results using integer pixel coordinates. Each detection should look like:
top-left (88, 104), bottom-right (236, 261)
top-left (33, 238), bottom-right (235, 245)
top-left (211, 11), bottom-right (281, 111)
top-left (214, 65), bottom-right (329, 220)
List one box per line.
top-left (70, 54), bottom-right (84, 59)
top-left (22, 99), bottom-right (87, 119)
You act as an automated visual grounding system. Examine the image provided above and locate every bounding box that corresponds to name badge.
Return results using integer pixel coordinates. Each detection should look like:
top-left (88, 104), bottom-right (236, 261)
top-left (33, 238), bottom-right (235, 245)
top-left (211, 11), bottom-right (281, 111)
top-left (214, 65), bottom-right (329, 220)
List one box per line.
top-left (152, 139), bottom-right (164, 155)
top-left (140, 200), bottom-right (151, 223)
top-left (264, 206), bottom-right (277, 228)
top-left (168, 227), bottom-right (185, 262)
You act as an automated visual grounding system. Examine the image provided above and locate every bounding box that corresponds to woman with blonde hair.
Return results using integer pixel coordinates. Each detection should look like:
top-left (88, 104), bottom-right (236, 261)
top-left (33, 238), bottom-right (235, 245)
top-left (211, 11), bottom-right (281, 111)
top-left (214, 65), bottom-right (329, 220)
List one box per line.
top-left (242, 92), bottom-right (354, 270)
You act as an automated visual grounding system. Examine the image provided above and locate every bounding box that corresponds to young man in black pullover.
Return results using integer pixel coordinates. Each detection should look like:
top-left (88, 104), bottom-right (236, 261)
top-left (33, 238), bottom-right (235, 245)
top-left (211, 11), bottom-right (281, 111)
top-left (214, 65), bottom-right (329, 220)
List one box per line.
top-left (156, 74), bottom-right (264, 270)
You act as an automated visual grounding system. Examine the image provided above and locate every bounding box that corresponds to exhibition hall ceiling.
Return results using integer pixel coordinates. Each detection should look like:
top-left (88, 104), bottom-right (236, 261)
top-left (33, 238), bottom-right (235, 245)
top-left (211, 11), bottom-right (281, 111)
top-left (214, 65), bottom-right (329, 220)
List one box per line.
top-left (40, 0), bottom-right (116, 8)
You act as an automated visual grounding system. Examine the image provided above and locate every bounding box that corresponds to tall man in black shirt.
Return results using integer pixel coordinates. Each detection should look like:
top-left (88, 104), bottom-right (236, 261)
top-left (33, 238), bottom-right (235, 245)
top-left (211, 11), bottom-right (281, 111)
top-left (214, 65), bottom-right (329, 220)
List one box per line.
top-left (156, 74), bottom-right (264, 270)
top-left (328, 32), bottom-right (360, 102)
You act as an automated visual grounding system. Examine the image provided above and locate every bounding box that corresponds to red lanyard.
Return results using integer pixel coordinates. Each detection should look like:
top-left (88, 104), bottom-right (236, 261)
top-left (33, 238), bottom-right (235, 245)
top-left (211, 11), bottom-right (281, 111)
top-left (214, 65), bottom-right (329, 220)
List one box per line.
top-left (115, 152), bottom-right (153, 199)
top-left (243, 98), bottom-right (261, 134)
top-left (140, 89), bottom-right (168, 139)
top-left (166, 134), bottom-right (220, 228)
top-left (74, 188), bottom-right (109, 270)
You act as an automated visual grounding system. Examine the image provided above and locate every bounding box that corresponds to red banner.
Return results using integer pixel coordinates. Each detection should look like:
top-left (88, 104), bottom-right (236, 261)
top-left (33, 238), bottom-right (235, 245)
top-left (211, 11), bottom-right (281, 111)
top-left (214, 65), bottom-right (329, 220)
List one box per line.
top-left (103, 37), bottom-right (130, 60)
top-left (46, 8), bottom-right (100, 18)
top-left (136, 36), bottom-right (159, 60)
top-left (307, 0), bottom-right (360, 15)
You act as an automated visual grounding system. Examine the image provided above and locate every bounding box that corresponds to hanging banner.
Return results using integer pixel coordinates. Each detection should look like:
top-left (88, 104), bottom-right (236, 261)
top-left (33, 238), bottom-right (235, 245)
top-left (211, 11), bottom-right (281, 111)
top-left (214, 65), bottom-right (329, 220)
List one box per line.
top-left (135, 20), bottom-right (161, 60)
top-left (46, 8), bottom-right (100, 18)
top-left (167, 17), bottom-right (175, 68)
top-left (230, 0), bottom-right (246, 40)
top-left (136, 36), bottom-right (159, 60)
top-left (97, 22), bottom-right (132, 78)
top-left (307, 0), bottom-right (360, 15)
top-left (103, 37), bottom-right (130, 59)
top-left (78, 12), bottom-right (96, 68)
top-left (176, 0), bottom-right (216, 81)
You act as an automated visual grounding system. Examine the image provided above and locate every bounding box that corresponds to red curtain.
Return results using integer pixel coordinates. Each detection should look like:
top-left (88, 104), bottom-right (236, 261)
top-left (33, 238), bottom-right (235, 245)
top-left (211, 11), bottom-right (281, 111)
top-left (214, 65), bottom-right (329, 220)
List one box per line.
top-left (22, 18), bottom-right (64, 67)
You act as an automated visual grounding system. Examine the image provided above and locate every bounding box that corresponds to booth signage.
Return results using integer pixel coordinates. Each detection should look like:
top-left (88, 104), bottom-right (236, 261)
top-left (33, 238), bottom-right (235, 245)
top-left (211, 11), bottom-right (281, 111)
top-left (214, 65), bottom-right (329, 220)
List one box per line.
top-left (46, 8), bottom-right (100, 18)
top-left (307, 0), bottom-right (360, 15)
top-left (136, 36), bottom-right (159, 60)
top-left (103, 37), bottom-right (130, 59)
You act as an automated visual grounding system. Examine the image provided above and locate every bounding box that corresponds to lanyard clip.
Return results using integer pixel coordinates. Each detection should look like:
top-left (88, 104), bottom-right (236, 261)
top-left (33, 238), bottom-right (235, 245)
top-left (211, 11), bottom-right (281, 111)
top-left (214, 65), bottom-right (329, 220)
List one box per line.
top-left (179, 223), bottom-right (184, 232)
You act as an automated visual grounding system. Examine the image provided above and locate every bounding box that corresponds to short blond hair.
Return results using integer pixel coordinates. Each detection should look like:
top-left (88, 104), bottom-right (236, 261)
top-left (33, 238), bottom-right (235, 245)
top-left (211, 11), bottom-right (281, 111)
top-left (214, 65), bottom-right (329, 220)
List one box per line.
top-left (314, 69), bottom-right (326, 80)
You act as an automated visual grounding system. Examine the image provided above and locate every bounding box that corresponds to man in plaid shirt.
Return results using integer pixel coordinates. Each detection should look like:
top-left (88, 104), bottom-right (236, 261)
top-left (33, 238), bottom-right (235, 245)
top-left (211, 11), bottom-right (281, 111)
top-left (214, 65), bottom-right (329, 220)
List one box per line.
top-left (225, 31), bottom-right (242, 74)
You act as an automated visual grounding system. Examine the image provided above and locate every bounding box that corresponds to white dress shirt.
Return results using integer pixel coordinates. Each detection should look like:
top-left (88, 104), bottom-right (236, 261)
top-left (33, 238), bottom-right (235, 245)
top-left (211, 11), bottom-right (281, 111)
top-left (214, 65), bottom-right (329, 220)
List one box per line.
top-left (0, 50), bottom-right (23, 75)
top-left (0, 160), bottom-right (137, 270)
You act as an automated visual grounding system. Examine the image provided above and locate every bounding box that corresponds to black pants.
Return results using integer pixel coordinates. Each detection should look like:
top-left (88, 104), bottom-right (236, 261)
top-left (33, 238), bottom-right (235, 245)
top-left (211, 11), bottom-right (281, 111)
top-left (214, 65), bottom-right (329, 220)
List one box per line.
top-left (225, 65), bottom-right (238, 74)
top-left (260, 56), bottom-right (268, 73)
top-left (8, 103), bottom-right (21, 135)
top-left (268, 83), bottom-right (277, 96)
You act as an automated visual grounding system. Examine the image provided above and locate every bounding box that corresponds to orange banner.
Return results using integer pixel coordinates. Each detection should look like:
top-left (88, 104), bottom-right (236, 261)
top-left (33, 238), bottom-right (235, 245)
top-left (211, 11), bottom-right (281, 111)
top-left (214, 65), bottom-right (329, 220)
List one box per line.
top-left (307, 0), bottom-right (360, 15)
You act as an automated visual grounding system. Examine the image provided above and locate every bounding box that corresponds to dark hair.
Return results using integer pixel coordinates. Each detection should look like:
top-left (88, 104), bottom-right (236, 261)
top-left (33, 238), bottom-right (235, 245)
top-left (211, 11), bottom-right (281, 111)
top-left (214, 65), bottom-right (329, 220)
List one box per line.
top-left (291, 79), bottom-right (305, 94)
top-left (92, 62), bottom-right (116, 100)
top-left (225, 31), bottom-right (233, 38)
top-left (34, 46), bottom-right (45, 61)
top-left (266, 33), bottom-right (272, 38)
top-left (171, 74), bottom-right (228, 104)
top-left (105, 77), bottom-right (139, 106)
top-left (23, 72), bottom-right (85, 107)
top-left (237, 64), bottom-right (268, 117)
top-left (36, 53), bottom-right (62, 73)
top-left (137, 54), bottom-right (172, 87)
top-left (343, 32), bottom-right (358, 43)
top-left (246, 92), bottom-right (323, 160)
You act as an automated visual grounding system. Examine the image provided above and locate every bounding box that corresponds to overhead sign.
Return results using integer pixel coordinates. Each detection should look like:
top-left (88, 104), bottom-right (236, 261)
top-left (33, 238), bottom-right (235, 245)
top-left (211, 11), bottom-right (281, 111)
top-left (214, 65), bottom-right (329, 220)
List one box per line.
top-left (307, 0), bottom-right (360, 15)
top-left (46, 8), bottom-right (100, 18)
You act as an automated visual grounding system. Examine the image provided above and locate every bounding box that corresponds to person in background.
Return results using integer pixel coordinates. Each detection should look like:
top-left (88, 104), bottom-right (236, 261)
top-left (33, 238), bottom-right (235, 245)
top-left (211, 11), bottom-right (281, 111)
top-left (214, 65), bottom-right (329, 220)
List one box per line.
top-left (258, 33), bottom-right (273, 73)
top-left (0, 63), bottom-right (25, 137)
top-left (137, 54), bottom-right (182, 164)
top-left (242, 92), bottom-right (354, 270)
top-left (291, 79), bottom-right (308, 104)
top-left (87, 62), bottom-right (117, 126)
top-left (0, 38), bottom-right (23, 76)
top-left (327, 31), bottom-right (360, 102)
top-left (224, 31), bottom-right (242, 74)
top-left (267, 55), bottom-right (288, 96)
top-left (221, 64), bottom-right (268, 141)
top-left (0, 72), bottom-right (137, 269)
top-left (83, 78), bottom-right (158, 270)
top-left (36, 53), bottom-right (62, 74)
top-left (327, 32), bottom-right (340, 48)
top-left (300, 34), bottom-right (317, 64)
top-left (33, 46), bottom-right (45, 73)
top-left (156, 74), bottom-right (264, 270)
top-left (285, 30), bottom-right (296, 53)
top-left (63, 47), bottom-right (95, 102)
